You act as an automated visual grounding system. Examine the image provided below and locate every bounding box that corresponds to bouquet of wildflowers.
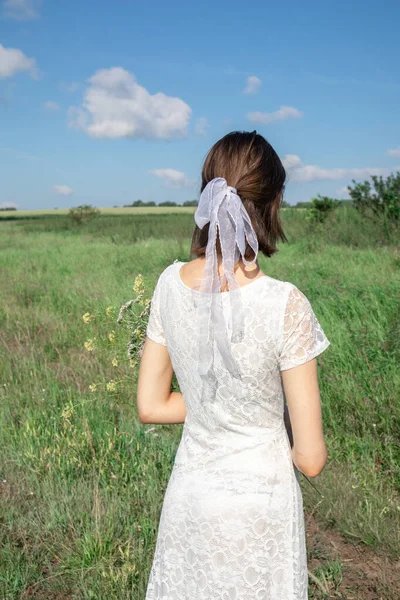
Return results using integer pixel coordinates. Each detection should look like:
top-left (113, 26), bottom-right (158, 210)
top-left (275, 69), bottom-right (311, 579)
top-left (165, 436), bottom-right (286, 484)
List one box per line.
top-left (81, 274), bottom-right (151, 395)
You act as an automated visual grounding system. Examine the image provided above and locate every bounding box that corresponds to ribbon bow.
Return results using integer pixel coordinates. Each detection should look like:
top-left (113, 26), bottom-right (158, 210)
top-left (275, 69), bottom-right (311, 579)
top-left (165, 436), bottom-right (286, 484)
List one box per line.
top-left (192, 177), bottom-right (259, 382)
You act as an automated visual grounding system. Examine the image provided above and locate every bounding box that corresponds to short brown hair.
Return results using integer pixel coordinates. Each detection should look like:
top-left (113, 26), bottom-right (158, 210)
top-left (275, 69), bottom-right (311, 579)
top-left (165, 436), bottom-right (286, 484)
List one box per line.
top-left (190, 130), bottom-right (287, 261)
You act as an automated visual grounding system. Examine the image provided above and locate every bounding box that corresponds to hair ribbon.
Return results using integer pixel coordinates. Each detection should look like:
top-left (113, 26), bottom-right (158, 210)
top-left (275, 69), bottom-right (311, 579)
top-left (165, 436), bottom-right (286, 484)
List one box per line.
top-left (192, 177), bottom-right (259, 383)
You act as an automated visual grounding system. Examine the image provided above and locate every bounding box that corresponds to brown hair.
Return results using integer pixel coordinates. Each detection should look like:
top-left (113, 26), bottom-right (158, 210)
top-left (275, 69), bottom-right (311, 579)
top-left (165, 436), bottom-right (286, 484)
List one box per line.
top-left (190, 130), bottom-right (287, 262)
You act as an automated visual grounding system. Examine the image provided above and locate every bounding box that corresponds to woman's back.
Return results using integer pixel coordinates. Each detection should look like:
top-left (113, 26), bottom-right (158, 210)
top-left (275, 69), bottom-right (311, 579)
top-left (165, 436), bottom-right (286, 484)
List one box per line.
top-left (146, 260), bottom-right (329, 464)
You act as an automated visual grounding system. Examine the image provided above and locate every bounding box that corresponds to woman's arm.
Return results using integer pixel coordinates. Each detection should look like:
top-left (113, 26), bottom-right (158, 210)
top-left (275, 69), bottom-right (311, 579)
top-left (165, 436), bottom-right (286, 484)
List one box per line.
top-left (281, 358), bottom-right (327, 478)
top-left (136, 337), bottom-right (187, 424)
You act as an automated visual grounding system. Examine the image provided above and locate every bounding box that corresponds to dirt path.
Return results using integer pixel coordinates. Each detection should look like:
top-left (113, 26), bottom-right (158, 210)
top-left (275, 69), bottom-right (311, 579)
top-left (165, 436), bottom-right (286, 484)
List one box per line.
top-left (307, 514), bottom-right (400, 599)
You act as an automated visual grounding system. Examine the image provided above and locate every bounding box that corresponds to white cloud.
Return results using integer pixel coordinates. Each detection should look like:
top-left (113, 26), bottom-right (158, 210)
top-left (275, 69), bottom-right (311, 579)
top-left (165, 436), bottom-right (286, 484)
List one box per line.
top-left (43, 101), bottom-right (60, 111)
top-left (387, 147), bottom-right (400, 159)
top-left (2, 0), bottom-right (40, 20)
top-left (281, 154), bottom-right (302, 169)
top-left (0, 44), bottom-right (38, 79)
top-left (194, 117), bottom-right (209, 136)
top-left (247, 105), bottom-right (303, 124)
top-left (68, 67), bottom-right (191, 140)
top-left (282, 154), bottom-right (389, 183)
top-left (53, 185), bottom-right (73, 196)
top-left (243, 75), bottom-right (261, 95)
top-left (149, 169), bottom-right (193, 188)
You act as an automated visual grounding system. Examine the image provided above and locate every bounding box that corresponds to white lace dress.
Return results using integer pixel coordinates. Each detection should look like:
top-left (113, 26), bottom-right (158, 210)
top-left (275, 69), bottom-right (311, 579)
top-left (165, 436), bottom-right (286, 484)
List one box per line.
top-left (144, 261), bottom-right (330, 600)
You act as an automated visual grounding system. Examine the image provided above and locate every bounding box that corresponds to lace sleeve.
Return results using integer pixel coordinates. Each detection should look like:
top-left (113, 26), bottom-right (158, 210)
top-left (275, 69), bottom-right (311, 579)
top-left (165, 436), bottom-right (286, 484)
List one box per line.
top-left (146, 275), bottom-right (167, 346)
top-left (279, 285), bottom-right (330, 371)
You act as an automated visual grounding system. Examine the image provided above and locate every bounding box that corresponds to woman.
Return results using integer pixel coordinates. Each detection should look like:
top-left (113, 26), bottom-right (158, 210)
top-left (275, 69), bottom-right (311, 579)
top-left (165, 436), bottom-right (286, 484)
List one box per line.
top-left (137, 131), bottom-right (330, 599)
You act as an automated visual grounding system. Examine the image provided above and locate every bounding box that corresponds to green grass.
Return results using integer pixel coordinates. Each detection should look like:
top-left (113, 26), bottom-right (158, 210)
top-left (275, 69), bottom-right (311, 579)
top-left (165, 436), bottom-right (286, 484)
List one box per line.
top-left (0, 209), bottom-right (399, 598)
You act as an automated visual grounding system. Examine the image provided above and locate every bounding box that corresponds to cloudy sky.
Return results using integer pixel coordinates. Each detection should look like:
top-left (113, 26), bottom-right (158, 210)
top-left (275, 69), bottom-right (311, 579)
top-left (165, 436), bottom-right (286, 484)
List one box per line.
top-left (1, 0), bottom-right (400, 209)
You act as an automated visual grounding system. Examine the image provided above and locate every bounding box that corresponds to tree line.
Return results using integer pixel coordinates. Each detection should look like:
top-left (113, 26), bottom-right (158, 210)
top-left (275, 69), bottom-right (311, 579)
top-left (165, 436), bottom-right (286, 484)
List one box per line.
top-left (123, 199), bottom-right (198, 207)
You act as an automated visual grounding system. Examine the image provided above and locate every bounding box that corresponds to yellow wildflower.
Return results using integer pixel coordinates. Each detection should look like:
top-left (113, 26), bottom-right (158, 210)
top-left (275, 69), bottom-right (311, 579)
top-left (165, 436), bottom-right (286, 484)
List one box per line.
top-left (108, 331), bottom-right (115, 343)
top-left (106, 306), bottom-right (114, 317)
top-left (112, 358), bottom-right (118, 367)
top-left (84, 339), bottom-right (95, 352)
top-left (89, 384), bottom-right (97, 392)
top-left (106, 380), bottom-right (116, 392)
top-left (134, 328), bottom-right (141, 338)
top-left (61, 403), bottom-right (74, 420)
top-left (82, 312), bottom-right (92, 324)
top-left (132, 274), bottom-right (145, 295)
top-left (129, 358), bottom-right (137, 369)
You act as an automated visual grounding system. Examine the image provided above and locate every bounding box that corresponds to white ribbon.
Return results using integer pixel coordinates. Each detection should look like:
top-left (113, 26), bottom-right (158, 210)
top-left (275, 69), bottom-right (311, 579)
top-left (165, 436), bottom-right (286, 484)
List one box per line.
top-left (192, 177), bottom-right (259, 382)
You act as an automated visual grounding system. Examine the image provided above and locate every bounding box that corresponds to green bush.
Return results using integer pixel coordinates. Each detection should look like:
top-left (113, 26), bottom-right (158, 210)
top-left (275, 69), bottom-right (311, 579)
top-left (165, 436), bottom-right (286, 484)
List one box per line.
top-left (348, 172), bottom-right (400, 225)
top-left (309, 195), bottom-right (340, 223)
top-left (68, 204), bottom-right (100, 225)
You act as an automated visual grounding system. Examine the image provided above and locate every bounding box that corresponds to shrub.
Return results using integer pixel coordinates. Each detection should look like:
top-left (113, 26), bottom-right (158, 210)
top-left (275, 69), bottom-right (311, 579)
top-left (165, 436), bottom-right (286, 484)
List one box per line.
top-left (68, 204), bottom-right (100, 225)
top-left (309, 195), bottom-right (340, 223)
top-left (348, 172), bottom-right (400, 225)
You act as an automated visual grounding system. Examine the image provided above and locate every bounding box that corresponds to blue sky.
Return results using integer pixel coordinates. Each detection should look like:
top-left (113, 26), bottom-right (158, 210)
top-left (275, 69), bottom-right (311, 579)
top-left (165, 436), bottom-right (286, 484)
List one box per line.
top-left (1, 0), bottom-right (400, 209)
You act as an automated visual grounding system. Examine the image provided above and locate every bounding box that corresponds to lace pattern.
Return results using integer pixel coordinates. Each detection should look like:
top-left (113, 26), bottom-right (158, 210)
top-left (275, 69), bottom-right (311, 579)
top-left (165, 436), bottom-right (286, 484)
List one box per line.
top-left (146, 274), bottom-right (167, 346)
top-left (279, 286), bottom-right (331, 371)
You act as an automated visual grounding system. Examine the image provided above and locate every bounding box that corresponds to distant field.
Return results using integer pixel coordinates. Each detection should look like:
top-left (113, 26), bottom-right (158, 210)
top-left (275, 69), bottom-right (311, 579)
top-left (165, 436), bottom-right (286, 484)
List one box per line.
top-left (0, 206), bottom-right (302, 219)
top-left (0, 206), bottom-right (197, 217)
top-left (0, 209), bottom-right (399, 598)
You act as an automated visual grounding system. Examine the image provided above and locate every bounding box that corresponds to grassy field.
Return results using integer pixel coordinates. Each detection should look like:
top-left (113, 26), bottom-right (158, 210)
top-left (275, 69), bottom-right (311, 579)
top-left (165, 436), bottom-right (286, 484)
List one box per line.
top-left (0, 208), bottom-right (399, 598)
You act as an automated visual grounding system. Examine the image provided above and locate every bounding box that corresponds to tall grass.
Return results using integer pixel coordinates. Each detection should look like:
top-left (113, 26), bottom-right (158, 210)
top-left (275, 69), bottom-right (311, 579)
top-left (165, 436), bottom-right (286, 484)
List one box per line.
top-left (0, 211), bottom-right (399, 598)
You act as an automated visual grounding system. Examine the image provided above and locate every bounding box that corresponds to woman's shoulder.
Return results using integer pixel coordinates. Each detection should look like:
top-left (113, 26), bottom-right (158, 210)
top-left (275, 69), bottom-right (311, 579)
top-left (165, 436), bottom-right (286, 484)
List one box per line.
top-left (163, 260), bottom-right (182, 276)
top-left (259, 274), bottom-right (299, 296)
top-left (154, 260), bottom-right (181, 285)
top-left (277, 280), bottom-right (317, 320)
top-left (259, 276), bottom-right (312, 312)
top-left (261, 274), bottom-right (306, 296)
top-left (285, 280), bottom-right (313, 300)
